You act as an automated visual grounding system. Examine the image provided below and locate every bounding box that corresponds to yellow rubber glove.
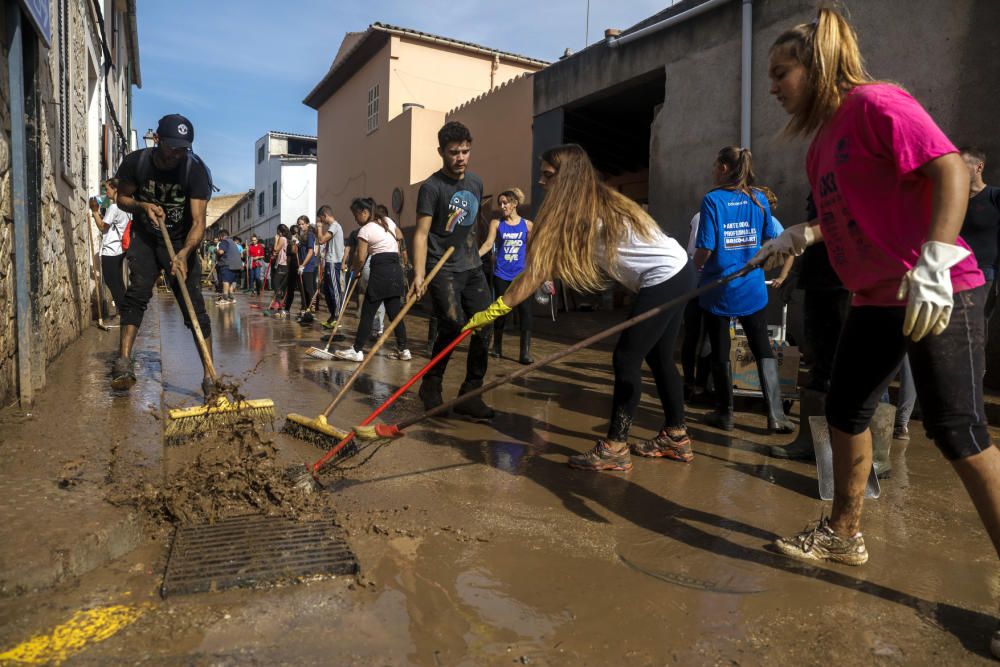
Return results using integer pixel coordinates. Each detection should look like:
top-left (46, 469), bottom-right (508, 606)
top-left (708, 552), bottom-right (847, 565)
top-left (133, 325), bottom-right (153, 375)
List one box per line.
top-left (462, 297), bottom-right (512, 331)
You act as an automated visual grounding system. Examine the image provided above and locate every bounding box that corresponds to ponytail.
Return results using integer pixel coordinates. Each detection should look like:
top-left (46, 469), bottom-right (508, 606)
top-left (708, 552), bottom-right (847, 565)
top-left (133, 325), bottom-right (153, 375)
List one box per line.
top-left (771, 6), bottom-right (873, 136)
top-left (715, 146), bottom-right (771, 213)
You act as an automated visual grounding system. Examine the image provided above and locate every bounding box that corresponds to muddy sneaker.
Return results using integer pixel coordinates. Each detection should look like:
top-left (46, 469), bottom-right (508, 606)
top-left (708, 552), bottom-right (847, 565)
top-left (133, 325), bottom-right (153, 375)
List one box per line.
top-left (568, 440), bottom-right (633, 472)
top-left (388, 349), bottom-right (411, 360)
top-left (893, 424), bottom-right (910, 441)
top-left (110, 357), bottom-right (136, 390)
top-left (774, 517), bottom-right (868, 566)
top-left (453, 395), bottom-right (495, 421)
top-left (334, 348), bottom-right (364, 362)
top-left (631, 428), bottom-right (693, 462)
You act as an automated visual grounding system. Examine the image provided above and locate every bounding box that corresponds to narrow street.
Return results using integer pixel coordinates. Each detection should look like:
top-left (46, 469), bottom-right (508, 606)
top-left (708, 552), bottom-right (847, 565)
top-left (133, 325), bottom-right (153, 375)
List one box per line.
top-left (1, 291), bottom-right (998, 665)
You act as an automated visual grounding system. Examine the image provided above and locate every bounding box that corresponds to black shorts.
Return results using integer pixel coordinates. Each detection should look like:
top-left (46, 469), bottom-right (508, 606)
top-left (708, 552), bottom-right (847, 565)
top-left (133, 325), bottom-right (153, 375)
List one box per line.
top-left (826, 287), bottom-right (991, 460)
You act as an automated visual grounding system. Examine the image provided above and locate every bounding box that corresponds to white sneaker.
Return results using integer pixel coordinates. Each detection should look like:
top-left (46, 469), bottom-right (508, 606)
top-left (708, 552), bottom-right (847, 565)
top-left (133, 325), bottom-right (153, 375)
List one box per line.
top-left (389, 349), bottom-right (411, 360)
top-left (334, 348), bottom-right (364, 362)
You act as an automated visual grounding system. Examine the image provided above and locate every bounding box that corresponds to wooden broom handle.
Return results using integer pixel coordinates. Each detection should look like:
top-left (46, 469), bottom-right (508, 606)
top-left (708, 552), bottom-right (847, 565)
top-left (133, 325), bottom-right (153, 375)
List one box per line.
top-left (320, 246), bottom-right (455, 419)
top-left (155, 215), bottom-right (218, 383)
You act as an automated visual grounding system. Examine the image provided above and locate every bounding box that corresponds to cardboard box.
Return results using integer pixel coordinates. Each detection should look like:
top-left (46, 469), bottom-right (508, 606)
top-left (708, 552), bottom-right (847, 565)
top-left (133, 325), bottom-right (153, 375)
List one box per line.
top-left (730, 336), bottom-right (800, 396)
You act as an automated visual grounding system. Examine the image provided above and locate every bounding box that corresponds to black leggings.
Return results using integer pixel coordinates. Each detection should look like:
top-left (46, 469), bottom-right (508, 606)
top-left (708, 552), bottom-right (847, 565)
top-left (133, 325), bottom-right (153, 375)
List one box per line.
top-left (681, 297), bottom-right (709, 385)
top-left (272, 266), bottom-right (288, 303)
top-left (492, 275), bottom-right (532, 334)
top-left (703, 306), bottom-right (775, 367)
top-left (354, 296), bottom-right (407, 352)
top-left (826, 287), bottom-right (990, 460)
top-left (284, 270), bottom-right (316, 311)
top-left (101, 253), bottom-right (126, 311)
top-left (120, 229), bottom-right (210, 335)
top-left (608, 263), bottom-right (696, 441)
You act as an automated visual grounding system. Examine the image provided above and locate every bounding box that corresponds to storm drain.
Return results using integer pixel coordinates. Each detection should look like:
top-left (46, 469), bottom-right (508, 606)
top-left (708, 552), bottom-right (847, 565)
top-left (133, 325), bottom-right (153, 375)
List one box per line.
top-left (162, 515), bottom-right (357, 597)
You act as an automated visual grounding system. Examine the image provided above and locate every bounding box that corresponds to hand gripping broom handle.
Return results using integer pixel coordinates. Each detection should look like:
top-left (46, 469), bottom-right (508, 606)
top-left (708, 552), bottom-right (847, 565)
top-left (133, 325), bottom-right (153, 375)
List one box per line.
top-left (309, 329), bottom-right (473, 473)
top-left (156, 217), bottom-right (219, 383)
top-left (319, 246), bottom-right (455, 420)
top-left (395, 263), bottom-right (758, 430)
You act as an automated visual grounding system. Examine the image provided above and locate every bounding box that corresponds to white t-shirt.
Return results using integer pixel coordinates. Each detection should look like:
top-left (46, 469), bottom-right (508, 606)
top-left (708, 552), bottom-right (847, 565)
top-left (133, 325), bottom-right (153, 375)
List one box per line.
top-left (100, 204), bottom-right (131, 256)
top-left (595, 221), bottom-right (688, 292)
top-left (686, 212), bottom-right (700, 259)
top-left (357, 218), bottom-right (400, 255)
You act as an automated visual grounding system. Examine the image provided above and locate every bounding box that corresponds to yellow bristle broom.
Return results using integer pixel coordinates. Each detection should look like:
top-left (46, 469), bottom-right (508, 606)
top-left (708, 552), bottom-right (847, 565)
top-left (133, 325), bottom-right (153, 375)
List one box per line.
top-left (155, 218), bottom-right (275, 445)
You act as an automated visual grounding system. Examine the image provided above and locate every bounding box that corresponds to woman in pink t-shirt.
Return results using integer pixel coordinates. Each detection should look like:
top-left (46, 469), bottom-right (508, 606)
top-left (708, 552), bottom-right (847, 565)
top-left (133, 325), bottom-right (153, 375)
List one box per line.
top-left (756, 6), bottom-right (1000, 625)
top-left (334, 197), bottom-right (410, 362)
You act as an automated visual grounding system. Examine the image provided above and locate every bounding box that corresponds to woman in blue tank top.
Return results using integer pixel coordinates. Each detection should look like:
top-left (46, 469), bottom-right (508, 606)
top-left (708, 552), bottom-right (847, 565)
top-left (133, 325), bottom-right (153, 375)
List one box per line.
top-left (479, 187), bottom-right (534, 363)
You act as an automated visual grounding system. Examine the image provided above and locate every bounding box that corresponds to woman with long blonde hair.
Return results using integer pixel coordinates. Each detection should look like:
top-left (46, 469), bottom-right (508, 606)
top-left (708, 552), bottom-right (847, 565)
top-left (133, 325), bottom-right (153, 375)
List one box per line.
top-left (465, 144), bottom-right (695, 471)
top-left (756, 8), bottom-right (1000, 628)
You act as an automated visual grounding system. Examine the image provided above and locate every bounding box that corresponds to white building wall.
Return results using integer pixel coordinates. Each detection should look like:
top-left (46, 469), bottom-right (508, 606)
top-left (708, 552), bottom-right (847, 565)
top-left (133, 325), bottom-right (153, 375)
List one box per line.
top-left (278, 160), bottom-right (317, 235)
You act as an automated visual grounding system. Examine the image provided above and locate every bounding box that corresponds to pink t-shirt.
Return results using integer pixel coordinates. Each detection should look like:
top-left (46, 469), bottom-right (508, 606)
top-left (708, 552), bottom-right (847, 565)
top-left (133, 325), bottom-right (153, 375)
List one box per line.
top-left (807, 83), bottom-right (984, 306)
top-left (357, 218), bottom-right (399, 255)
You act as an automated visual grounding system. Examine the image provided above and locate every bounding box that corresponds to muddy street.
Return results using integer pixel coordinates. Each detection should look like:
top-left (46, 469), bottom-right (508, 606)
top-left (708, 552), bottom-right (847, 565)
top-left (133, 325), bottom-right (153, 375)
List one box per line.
top-left (1, 292), bottom-right (998, 666)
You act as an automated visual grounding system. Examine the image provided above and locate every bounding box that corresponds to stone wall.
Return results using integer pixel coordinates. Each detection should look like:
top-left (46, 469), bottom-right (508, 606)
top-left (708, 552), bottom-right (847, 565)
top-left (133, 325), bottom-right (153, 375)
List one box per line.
top-left (0, 0), bottom-right (99, 407)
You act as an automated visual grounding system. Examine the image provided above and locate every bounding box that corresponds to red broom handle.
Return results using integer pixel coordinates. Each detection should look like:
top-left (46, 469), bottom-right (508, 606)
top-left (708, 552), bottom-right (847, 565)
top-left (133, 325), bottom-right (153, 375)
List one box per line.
top-left (310, 329), bottom-right (473, 473)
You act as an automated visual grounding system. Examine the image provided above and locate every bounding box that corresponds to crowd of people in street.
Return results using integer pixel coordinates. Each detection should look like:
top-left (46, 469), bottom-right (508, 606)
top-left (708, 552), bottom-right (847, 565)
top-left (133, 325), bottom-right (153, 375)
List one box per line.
top-left (86, 6), bottom-right (1000, 657)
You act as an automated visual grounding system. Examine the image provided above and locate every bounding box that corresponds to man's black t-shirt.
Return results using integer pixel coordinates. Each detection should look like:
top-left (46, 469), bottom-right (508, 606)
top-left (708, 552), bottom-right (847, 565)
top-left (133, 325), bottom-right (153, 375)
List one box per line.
top-left (115, 148), bottom-right (212, 246)
top-left (960, 185), bottom-right (1000, 271)
top-left (416, 170), bottom-right (483, 273)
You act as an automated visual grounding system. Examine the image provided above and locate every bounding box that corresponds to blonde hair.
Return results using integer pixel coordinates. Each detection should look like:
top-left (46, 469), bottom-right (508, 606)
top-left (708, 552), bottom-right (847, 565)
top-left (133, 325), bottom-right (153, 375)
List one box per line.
top-left (715, 146), bottom-right (774, 214)
top-left (771, 6), bottom-right (873, 136)
top-left (527, 144), bottom-right (660, 293)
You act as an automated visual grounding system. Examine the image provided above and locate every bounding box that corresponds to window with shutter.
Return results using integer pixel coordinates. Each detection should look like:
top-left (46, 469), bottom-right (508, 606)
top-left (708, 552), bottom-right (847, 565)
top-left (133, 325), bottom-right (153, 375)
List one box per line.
top-left (58, 0), bottom-right (73, 180)
top-left (367, 84), bottom-right (379, 134)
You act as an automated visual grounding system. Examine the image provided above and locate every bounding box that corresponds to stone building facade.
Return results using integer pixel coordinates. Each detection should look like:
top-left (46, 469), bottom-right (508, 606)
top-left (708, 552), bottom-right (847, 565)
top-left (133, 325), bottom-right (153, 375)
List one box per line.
top-left (0, 0), bottom-right (140, 408)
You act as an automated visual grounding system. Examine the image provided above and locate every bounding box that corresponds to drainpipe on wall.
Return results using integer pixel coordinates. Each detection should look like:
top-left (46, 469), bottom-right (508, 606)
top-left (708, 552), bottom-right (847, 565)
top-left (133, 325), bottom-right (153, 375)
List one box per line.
top-left (741, 0), bottom-right (752, 149)
top-left (606, 0), bottom-right (753, 148)
top-left (490, 53), bottom-right (499, 89)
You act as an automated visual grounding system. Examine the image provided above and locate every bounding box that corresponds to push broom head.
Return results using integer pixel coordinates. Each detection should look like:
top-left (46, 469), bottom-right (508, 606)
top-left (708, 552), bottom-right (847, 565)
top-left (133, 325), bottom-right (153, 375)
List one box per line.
top-left (165, 397), bottom-right (276, 447)
top-left (305, 346), bottom-right (334, 360)
top-left (282, 413), bottom-right (351, 449)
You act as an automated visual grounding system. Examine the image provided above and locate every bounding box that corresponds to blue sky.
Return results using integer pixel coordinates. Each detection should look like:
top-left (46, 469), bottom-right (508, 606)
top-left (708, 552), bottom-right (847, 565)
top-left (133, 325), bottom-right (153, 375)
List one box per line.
top-left (133, 0), bottom-right (676, 193)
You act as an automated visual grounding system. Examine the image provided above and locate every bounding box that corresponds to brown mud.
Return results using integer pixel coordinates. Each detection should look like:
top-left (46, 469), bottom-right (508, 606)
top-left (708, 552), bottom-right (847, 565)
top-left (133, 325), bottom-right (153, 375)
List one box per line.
top-left (108, 416), bottom-right (335, 526)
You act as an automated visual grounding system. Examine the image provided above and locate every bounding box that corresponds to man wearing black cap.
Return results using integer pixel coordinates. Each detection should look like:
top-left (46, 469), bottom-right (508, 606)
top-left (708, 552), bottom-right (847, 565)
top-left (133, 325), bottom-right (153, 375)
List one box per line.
top-left (110, 114), bottom-right (215, 394)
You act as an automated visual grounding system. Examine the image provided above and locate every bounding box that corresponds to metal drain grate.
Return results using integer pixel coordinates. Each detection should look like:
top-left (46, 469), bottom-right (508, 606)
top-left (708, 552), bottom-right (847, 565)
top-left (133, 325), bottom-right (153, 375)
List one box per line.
top-left (162, 515), bottom-right (357, 597)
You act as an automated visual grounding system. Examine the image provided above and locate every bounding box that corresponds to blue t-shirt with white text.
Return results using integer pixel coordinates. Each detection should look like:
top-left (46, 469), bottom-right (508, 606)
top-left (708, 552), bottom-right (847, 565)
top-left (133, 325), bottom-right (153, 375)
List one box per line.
top-left (696, 188), bottom-right (778, 317)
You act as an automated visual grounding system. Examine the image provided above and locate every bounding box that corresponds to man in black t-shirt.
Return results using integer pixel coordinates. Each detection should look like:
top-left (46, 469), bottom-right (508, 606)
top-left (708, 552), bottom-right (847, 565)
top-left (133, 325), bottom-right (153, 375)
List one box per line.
top-left (411, 121), bottom-right (493, 420)
top-left (960, 147), bottom-right (1000, 319)
top-left (111, 114), bottom-right (214, 394)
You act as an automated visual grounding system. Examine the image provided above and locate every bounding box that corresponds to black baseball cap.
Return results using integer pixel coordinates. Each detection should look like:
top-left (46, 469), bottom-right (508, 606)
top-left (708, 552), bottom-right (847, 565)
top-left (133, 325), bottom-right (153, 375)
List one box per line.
top-left (156, 114), bottom-right (194, 149)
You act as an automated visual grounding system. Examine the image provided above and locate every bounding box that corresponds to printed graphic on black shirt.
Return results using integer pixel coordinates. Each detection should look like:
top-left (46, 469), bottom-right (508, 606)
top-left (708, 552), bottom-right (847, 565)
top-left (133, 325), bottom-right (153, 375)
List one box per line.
top-left (445, 190), bottom-right (479, 233)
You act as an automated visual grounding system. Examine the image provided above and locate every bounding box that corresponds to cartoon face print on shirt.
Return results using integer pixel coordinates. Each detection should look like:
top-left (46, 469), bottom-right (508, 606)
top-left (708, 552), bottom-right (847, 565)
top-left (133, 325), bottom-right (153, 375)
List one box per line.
top-left (138, 179), bottom-right (186, 234)
top-left (445, 190), bottom-right (479, 233)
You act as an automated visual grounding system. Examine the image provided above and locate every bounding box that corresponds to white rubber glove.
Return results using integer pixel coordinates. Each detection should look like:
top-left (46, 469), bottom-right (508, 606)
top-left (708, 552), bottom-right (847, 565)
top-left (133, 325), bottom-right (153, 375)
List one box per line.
top-left (751, 223), bottom-right (820, 271)
top-left (298, 266), bottom-right (305, 275)
top-left (897, 241), bottom-right (971, 342)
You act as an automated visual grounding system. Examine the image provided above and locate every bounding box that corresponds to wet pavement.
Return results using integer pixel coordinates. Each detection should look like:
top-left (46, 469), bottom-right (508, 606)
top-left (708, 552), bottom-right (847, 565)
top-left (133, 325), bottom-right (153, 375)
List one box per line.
top-left (1, 289), bottom-right (999, 665)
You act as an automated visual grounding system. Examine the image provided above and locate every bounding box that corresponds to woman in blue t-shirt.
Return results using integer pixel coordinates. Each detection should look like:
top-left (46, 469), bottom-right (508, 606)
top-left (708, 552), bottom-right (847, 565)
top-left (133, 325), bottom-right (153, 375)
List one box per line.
top-left (478, 187), bottom-right (534, 364)
top-left (695, 146), bottom-right (793, 433)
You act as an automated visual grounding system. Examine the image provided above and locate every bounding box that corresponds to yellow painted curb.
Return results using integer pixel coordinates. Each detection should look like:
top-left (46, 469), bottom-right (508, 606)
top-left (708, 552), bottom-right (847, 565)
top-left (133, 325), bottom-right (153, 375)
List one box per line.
top-left (0, 604), bottom-right (147, 665)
